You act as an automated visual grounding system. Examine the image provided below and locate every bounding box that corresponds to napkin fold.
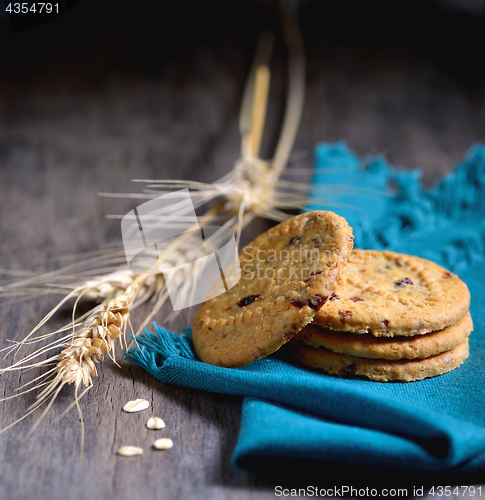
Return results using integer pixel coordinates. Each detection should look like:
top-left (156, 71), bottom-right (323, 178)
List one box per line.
top-left (127, 142), bottom-right (485, 477)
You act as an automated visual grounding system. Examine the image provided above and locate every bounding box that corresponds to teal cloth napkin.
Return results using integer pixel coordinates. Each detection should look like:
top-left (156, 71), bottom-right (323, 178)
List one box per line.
top-left (127, 142), bottom-right (485, 477)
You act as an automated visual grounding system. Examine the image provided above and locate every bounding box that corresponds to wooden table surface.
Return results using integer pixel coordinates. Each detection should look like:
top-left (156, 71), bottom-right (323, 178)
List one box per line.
top-left (1, 1), bottom-right (485, 499)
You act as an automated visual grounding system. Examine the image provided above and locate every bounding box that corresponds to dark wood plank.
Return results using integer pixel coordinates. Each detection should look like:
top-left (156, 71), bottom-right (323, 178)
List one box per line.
top-left (1, 1), bottom-right (484, 499)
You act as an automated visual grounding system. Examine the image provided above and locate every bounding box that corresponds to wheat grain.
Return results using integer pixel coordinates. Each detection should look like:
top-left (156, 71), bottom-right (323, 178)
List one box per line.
top-left (153, 438), bottom-right (173, 450)
top-left (82, 269), bottom-right (139, 302)
top-left (123, 399), bottom-right (150, 413)
top-left (146, 417), bottom-right (165, 430)
top-left (117, 446), bottom-right (143, 457)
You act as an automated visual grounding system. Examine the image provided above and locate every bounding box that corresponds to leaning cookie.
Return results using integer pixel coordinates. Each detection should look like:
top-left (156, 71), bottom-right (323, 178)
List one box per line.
top-left (313, 249), bottom-right (470, 337)
top-left (286, 338), bottom-right (469, 382)
top-left (296, 312), bottom-right (473, 360)
top-left (192, 211), bottom-right (354, 368)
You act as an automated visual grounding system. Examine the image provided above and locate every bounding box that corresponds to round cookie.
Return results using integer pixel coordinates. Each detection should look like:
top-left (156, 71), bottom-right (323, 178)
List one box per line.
top-left (192, 211), bottom-right (354, 367)
top-left (296, 312), bottom-right (473, 360)
top-left (313, 249), bottom-right (470, 337)
top-left (286, 338), bottom-right (469, 382)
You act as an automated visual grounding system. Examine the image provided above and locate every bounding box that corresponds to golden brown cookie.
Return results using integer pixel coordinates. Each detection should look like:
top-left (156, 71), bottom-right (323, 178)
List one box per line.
top-left (296, 312), bottom-right (473, 360)
top-left (313, 249), bottom-right (470, 337)
top-left (286, 338), bottom-right (469, 382)
top-left (192, 211), bottom-right (354, 367)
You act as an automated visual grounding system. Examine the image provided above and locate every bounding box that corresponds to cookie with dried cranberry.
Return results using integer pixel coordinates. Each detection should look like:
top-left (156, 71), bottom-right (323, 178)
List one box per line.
top-left (192, 211), bottom-right (354, 367)
top-left (286, 338), bottom-right (469, 382)
top-left (313, 249), bottom-right (470, 337)
top-left (296, 312), bottom-right (473, 360)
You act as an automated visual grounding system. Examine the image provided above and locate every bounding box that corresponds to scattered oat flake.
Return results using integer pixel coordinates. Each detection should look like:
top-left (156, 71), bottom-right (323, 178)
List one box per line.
top-left (117, 446), bottom-right (143, 457)
top-left (123, 399), bottom-right (150, 413)
top-left (146, 417), bottom-right (166, 430)
top-left (153, 438), bottom-right (173, 450)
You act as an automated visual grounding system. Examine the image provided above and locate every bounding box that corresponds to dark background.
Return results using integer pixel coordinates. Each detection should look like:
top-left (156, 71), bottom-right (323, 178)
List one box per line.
top-left (1, 1), bottom-right (485, 499)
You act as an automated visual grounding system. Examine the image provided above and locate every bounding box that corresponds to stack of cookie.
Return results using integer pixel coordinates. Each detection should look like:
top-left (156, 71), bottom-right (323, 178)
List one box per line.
top-left (192, 212), bottom-right (472, 383)
top-left (287, 249), bottom-right (472, 382)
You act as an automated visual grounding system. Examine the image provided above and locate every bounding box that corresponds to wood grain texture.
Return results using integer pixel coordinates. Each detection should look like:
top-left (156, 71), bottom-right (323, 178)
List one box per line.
top-left (1, 1), bottom-right (484, 499)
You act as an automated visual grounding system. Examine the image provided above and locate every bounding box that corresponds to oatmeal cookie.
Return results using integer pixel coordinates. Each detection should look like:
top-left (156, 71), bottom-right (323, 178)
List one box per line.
top-left (313, 249), bottom-right (470, 337)
top-left (192, 211), bottom-right (354, 367)
top-left (296, 312), bottom-right (473, 360)
top-left (286, 338), bottom-right (469, 382)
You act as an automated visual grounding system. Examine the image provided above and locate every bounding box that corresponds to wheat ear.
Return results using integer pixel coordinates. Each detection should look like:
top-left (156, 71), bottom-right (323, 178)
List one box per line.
top-left (0, 7), bottom-right (314, 440)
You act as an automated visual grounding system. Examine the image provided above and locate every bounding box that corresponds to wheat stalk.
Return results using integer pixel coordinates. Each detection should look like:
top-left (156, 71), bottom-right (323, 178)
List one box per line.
top-left (0, 4), bottom-right (345, 439)
top-left (0, 3), bottom-right (390, 440)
